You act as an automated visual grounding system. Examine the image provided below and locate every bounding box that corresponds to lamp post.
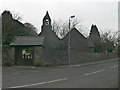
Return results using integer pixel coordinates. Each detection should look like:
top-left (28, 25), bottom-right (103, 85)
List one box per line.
top-left (68, 15), bottom-right (75, 65)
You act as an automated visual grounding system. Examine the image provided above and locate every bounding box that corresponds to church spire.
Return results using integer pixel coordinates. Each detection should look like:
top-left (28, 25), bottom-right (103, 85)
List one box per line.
top-left (46, 11), bottom-right (49, 15)
top-left (43, 11), bottom-right (51, 26)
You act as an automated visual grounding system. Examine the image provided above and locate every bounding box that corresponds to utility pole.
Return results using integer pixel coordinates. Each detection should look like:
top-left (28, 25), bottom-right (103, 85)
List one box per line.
top-left (68, 15), bottom-right (75, 65)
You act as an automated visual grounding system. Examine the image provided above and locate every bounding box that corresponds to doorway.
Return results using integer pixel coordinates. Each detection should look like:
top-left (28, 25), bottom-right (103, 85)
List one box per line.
top-left (15, 47), bottom-right (34, 66)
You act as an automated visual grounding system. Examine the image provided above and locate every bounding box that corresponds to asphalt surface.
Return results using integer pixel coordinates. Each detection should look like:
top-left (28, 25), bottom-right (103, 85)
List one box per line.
top-left (2, 59), bottom-right (118, 88)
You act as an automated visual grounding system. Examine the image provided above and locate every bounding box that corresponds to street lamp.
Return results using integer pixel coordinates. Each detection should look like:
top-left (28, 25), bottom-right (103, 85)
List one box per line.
top-left (68, 15), bottom-right (75, 65)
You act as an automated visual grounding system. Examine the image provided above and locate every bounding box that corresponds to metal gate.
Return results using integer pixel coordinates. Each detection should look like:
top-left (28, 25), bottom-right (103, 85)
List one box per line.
top-left (15, 47), bottom-right (34, 66)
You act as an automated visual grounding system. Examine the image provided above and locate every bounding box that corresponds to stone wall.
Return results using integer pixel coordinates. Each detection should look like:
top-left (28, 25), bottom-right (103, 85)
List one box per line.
top-left (2, 46), bottom-right (118, 66)
top-left (41, 50), bottom-right (68, 66)
top-left (2, 45), bottom-right (14, 66)
top-left (35, 48), bottom-right (118, 66)
top-left (70, 50), bottom-right (118, 64)
top-left (34, 46), bottom-right (43, 66)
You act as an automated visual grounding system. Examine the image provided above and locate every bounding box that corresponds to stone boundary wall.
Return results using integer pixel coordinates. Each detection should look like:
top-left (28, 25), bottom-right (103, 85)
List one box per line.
top-left (41, 50), bottom-right (68, 66)
top-left (2, 46), bottom-right (118, 66)
top-left (70, 51), bottom-right (118, 64)
top-left (2, 46), bottom-right (14, 66)
top-left (37, 49), bottom-right (118, 66)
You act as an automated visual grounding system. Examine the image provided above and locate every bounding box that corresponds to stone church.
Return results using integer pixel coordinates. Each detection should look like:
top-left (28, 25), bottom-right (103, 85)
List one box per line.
top-left (3, 11), bottom-right (104, 66)
top-left (38, 11), bottom-right (90, 51)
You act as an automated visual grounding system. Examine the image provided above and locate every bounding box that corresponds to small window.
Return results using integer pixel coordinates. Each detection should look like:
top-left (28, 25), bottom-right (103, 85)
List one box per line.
top-left (45, 19), bottom-right (49, 25)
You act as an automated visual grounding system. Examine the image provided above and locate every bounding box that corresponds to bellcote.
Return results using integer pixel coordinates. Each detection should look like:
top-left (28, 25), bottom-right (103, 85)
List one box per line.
top-left (43, 11), bottom-right (51, 26)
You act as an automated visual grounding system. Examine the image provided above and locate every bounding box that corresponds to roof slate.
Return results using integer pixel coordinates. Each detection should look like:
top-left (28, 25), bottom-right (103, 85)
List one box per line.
top-left (10, 36), bottom-right (45, 46)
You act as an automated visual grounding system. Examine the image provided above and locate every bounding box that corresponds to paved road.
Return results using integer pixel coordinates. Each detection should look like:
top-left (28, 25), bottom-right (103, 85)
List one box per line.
top-left (2, 59), bottom-right (118, 88)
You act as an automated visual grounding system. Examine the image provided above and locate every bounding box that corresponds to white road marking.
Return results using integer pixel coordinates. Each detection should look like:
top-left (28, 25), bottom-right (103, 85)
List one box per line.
top-left (85, 69), bottom-right (104, 76)
top-left (72, 65), bottom-right (81, 67)
top-left (8, 78), bottom-right (68, 88)
top-left (68, 64), bottom-right (81, 67)
top-left (110, 65), bottom-right (118, 68)
top-left (76, 65), bottom-right (81, 67)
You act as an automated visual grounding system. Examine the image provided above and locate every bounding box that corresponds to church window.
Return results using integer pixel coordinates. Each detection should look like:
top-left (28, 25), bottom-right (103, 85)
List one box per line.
top-left (45, 19), bottom-right (49, 25)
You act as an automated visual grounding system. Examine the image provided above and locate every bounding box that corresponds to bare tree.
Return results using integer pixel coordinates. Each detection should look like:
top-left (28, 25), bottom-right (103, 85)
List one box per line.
top-left (101, 30), bottom-right (119, 45)
top-left (12, 12), bottom-right (22, 21)
top-left (100, 30), bottom-right (119, 52)
top-left (52, 18), bottom-right (85, 39)
top-left (52, 19), bottom-right (68, 38)
top-left (71, 17), bottom-right (80, 28)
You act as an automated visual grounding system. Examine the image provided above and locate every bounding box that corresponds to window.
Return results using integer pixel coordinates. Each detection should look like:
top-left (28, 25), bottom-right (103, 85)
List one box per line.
top-left (45, 19), bottom-right (49, 25)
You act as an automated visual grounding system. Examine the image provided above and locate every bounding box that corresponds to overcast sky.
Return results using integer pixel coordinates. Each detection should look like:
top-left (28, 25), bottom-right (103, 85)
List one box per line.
top-left (0, 0), bottom-right (119, 35)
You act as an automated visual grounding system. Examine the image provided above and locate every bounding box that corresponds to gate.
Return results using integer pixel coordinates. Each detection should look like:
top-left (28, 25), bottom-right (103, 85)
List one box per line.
top-left (15, 47), bottom-right (34, 66)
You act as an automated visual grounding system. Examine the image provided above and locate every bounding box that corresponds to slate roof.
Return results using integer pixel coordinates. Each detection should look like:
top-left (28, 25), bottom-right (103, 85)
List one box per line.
top-left (10, 36), bottom-right (45, 46)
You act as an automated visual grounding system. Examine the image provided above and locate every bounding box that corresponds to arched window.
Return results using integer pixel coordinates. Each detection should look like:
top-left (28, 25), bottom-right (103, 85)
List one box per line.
top-left (45, 19), bottom-right (49, 25)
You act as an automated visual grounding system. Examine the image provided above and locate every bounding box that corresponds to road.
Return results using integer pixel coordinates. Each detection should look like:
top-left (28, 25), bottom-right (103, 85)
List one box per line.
top-left (2, 59), bottom-right (118, 88)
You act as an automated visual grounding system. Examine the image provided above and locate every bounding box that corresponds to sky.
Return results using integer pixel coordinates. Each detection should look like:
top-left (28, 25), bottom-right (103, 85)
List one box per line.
top-left (0, 0), bottom-right (119, 35)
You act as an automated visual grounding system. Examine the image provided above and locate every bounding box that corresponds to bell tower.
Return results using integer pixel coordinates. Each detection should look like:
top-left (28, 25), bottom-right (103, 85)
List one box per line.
top-left (39, 11), bottom-right (52, 36)
top-left (43, 11), bottom-right (51, 26)
top-left (38, 11), bottom-right (60, 49)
